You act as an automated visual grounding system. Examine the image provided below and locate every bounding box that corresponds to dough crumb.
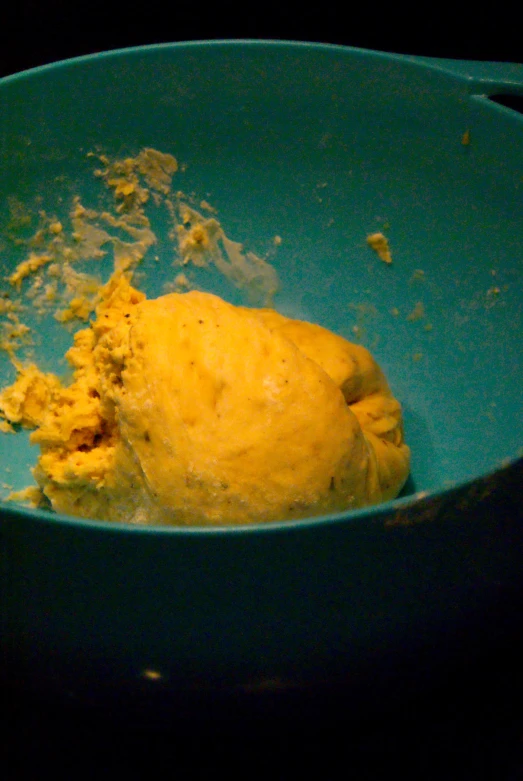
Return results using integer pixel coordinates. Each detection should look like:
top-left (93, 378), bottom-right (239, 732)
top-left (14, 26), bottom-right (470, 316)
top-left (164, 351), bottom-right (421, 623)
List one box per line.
top-left (367, 232), bottom-right (392, 264)
top-left (172, 273), bottom-right (191, 291)
top-left (406, 302), bottom-right (425, 322)
top-left (6, 485), bottom-right (43, 506)
top-left (9, 253), bottom-right (53, 288)
top-left (199, 200), bottom-right (217, 214)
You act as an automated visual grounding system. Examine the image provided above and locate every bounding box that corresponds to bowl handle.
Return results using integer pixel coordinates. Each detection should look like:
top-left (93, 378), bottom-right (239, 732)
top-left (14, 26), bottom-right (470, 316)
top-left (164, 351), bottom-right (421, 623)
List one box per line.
top-left (405, 56), bottom-right (523, 95)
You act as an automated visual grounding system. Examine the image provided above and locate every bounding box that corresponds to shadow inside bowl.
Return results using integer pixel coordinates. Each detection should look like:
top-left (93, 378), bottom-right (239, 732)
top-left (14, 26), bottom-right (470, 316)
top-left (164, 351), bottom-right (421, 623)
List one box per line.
top-left (399, 403), bottom-right (441, 496)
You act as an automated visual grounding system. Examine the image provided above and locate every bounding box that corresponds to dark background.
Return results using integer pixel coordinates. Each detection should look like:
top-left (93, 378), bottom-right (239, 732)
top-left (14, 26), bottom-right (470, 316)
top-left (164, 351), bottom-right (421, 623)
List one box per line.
top-left (1, 4), bottom-right (522, 779)
top-left (0, 1), bottom-right (522, 78)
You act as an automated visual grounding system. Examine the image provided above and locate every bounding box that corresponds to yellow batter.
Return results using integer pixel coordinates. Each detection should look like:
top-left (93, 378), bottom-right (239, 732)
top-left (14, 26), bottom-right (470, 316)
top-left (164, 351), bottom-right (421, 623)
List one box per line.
top-left (0, 273), bottom-right (410, 525)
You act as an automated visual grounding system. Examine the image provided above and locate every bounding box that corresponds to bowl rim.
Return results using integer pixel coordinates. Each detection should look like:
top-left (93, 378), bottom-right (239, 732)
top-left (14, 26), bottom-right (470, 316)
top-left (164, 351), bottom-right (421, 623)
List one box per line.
top-left (1, 457), bottom-right (521, 535)
top-left (0, 37), bottom-right (464, 87)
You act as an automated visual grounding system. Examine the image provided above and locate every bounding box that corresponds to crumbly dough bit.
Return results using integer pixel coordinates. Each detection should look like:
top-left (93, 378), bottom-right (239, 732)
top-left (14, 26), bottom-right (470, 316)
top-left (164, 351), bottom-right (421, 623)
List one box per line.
top-left (100, 160), bottom-right (149, 214)
top-left (0, 297), bottom-right (15, 316)
top-left (406, 302), bottom-right (425, 322)
top-left (8, 253), bottom-right (53, 288)
top-left (135, 148), bottom-right (178, 194)
top-left (94, 148), bottom-right (178, 213)
top-left (52, 266), bottom-right (103, 323)
top-left (91, 271), bottom-right (146, 339)
top-left (2, 147), bottom-right (280, 345)
top-left (3, 169), bottom-right (157, 328)
top-left (0, 278), bottom-right (145, 513)
top-left (367, 232), bottom-right (392, 264)
top-left (6, 485), bottom-right (43, 506)
top-left (173, 273), bottom-right (190, 289)
top-left (0, 312), bottom-right (32, 356)
top-left (174, 204), bottom-right (279, 305)
top-left (176, 209), bottom-right (219, 265)
top-left (0, 363), bottom-right (61, 428)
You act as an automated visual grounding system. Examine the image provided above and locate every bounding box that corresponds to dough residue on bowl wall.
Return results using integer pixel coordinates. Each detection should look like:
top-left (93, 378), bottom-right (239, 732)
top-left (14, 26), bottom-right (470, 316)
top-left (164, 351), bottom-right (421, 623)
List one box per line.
top-left (0, 146), bottom-right (280, 346)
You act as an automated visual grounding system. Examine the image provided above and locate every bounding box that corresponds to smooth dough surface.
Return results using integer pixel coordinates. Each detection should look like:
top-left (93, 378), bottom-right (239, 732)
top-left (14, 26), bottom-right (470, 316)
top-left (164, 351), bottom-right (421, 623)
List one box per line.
top-left (0, 275), bottom-right (410, 525)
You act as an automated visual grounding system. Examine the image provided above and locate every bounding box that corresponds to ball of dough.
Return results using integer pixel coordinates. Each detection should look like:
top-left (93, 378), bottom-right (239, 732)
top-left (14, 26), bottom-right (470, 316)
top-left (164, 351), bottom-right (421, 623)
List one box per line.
top-left (3, 276), bottom-right (410, 525)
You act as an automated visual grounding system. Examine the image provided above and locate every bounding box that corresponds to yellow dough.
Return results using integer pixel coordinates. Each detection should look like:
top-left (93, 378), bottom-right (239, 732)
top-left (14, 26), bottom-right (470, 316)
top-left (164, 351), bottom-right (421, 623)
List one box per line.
top-left (0, 274), bottom-right (410, 525)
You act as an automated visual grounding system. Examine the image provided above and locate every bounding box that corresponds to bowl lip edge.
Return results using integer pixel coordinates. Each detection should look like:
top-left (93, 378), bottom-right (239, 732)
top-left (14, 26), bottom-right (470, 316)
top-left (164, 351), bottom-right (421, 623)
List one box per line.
top-left (0, 38), bottom-right (462, 86)
top-left (1, 456), bottom-right (521, 536)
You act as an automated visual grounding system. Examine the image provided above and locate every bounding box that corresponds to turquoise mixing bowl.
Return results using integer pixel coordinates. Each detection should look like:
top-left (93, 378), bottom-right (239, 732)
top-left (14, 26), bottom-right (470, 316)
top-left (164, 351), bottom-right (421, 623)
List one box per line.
top-left (0, 41), bottom-right (522, 708)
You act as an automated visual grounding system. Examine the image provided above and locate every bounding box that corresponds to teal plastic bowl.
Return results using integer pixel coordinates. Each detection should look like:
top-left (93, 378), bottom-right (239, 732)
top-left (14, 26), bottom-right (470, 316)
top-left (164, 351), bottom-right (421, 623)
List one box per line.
top-left (1, 41), bottom-right (522, 708)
